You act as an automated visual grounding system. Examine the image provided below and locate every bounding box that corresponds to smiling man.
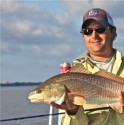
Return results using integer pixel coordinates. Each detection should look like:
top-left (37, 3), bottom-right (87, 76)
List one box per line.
top-left (50, 8), bottom-right (124, 125)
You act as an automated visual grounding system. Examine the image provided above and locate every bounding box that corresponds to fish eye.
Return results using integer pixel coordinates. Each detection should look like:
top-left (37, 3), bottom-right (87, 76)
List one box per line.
top-left (36, 90), bottom-right (42, 94)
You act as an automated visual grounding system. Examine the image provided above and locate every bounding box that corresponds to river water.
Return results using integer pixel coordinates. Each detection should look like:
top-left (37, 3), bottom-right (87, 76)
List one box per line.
top-left (0, 85), bottom-right (59, 125)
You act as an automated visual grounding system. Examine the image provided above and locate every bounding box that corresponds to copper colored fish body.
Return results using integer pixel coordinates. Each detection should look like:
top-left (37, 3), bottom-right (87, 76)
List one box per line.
top-left (28, 72), bottom-right (124, 106)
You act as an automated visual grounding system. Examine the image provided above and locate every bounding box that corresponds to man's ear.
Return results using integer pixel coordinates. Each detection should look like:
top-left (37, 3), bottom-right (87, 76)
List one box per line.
top-left (111, 27), bottom-right (117, 38)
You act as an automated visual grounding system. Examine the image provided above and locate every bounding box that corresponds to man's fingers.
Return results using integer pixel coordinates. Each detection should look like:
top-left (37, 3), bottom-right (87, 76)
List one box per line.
top-left (118, 91), bottom-right (124, 106)
top-left (49, 102), bottom-right (63, 109)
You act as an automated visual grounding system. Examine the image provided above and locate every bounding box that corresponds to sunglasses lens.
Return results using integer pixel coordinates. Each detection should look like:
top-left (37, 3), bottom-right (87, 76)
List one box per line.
top-left (83, 29), bottom-right (93, 35)
top-left (96, 27), bottom-right (106, 34)
top-left (82, 27), bottom-right (106, 35)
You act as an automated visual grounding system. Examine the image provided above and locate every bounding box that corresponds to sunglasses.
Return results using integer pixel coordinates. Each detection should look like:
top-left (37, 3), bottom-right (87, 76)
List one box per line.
top-left (81, 27), bottom-right (110, 36)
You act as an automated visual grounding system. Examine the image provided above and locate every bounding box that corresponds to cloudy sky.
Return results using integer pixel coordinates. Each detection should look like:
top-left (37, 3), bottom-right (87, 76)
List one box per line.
top-left (1, 0), bottom-right (124, 83)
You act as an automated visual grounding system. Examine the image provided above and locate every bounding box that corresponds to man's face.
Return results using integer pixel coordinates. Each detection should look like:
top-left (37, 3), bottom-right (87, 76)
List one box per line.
top-left (82, 20), bottom-right (115, 58)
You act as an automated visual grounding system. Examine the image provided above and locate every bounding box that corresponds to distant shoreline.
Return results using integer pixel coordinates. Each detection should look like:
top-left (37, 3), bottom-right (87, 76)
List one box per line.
top-left (0, 83), bottom-right (41, 87)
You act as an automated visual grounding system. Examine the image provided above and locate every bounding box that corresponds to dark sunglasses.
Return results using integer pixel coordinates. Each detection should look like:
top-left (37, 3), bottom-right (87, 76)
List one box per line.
top-left (81, 27), bottom-right (110, 35)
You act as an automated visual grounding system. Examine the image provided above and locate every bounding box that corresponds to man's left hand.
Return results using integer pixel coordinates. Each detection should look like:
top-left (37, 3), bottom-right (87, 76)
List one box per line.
top-left (110, 91), bottom-right (124, 113)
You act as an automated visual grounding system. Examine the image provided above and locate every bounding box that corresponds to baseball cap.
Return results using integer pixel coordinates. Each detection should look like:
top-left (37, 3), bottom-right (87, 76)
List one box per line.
top-left (82, 8), bottom-right (115, 29)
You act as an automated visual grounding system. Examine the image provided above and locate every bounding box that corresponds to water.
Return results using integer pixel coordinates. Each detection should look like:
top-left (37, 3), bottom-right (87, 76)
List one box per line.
top-left (0, 86), bottom-right (59, 125)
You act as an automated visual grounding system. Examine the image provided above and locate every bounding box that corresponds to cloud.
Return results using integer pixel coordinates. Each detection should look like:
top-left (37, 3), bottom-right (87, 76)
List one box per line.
top-left (1, 0), bottom-right (78, 56)
top-left (1, 0), bottom-right (124, 82)
top-left (115, 18), bottom-right (124, 31)
top-left (1, 0), bottom-right (124, 52)
top-left (1, 0), bottom-right (22, 13)
top-left (32, 43), bottom-right (72, 57)
top-left (1, 41), bottom-right (21, 54)
top-left (62, 0), bottom-right (124, 17)
top-left (6, 20), bottom-right (32, 37)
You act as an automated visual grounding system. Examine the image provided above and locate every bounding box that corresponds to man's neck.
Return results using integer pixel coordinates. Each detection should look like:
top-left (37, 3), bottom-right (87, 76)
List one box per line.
top-left (89, 50), bottom-right (113, 62)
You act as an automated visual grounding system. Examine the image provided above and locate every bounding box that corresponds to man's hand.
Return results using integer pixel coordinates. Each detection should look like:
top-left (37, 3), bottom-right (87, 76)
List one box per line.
top-left (110, 91), bottom-right (124, 113)
top-left (49, 95), bottom-right (80, 115)
top-left (118, 91), bottom-right (124, 106)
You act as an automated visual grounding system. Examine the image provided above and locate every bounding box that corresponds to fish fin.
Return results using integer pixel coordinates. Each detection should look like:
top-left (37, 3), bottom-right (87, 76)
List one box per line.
top-left (55, 92), bottom-right (66, 105)
top-left (68, 63), bottom-right (124, 84)
top-left (67, 93), bottom-right (86, 105)
top-left (68, 63), bottom-right (91, 74)
top-left (94, 70), bottom-right (124, 84)
top-left (72, 96), bottom-right (86, 105)
top-left (110, 102), bottom-right (123, 113)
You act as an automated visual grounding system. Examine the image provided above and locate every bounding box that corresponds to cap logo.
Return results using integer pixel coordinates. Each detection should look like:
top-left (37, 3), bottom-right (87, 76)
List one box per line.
top-left (89, 9), bottom-right (98, 17)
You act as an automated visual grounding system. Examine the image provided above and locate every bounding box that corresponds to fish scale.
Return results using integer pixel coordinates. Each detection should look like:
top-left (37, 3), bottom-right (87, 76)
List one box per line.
top-left (62, 74), bottom-right (119, 104)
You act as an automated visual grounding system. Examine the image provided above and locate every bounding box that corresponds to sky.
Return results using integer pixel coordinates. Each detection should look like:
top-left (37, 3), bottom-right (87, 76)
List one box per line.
top-left (1, 0), bottom-right (124, 83)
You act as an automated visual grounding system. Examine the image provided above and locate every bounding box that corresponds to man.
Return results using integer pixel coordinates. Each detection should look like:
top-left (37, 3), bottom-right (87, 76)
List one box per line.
top-left (50, 8), bottom-right (124, 125)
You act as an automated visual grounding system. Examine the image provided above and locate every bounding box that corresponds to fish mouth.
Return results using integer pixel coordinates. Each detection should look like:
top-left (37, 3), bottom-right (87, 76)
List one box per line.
top-left (29, 98), bottom-right (45, 103)
top-left (28, 94), bottom-right (44, 103)
top-left (30, 99), bottom-right (37, 103)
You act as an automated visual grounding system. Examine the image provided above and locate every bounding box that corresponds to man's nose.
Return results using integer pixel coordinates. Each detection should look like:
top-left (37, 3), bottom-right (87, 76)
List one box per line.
top-left (91, 30), bottom-right (98, 38)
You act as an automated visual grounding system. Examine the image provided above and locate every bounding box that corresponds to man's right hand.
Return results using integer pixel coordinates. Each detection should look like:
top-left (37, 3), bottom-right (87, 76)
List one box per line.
top-left (49, 95), bottom-right (80, 115)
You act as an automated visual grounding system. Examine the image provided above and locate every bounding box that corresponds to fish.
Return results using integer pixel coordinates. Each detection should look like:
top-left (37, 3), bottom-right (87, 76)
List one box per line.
top-left (28, 63), bottom-right (124, 113)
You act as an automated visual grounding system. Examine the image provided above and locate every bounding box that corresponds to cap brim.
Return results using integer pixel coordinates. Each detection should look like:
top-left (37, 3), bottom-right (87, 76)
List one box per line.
top-left (82, 18), bottom-right (108, 28)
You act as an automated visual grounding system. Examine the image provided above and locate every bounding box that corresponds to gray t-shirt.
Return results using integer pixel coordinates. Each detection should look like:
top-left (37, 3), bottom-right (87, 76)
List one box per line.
top-left (87, 52), bottom-right (115, 72)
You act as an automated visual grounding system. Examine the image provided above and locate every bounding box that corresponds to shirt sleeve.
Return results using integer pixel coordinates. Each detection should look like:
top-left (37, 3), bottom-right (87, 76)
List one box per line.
top-left (60, 107), bottom-right (124, 125)
top-left (61, 106), bottom-right (89, 125)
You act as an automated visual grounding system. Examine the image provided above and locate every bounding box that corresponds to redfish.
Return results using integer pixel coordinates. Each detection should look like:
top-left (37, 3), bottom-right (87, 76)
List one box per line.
top-left (28, 64), bottom-right (124, 113)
